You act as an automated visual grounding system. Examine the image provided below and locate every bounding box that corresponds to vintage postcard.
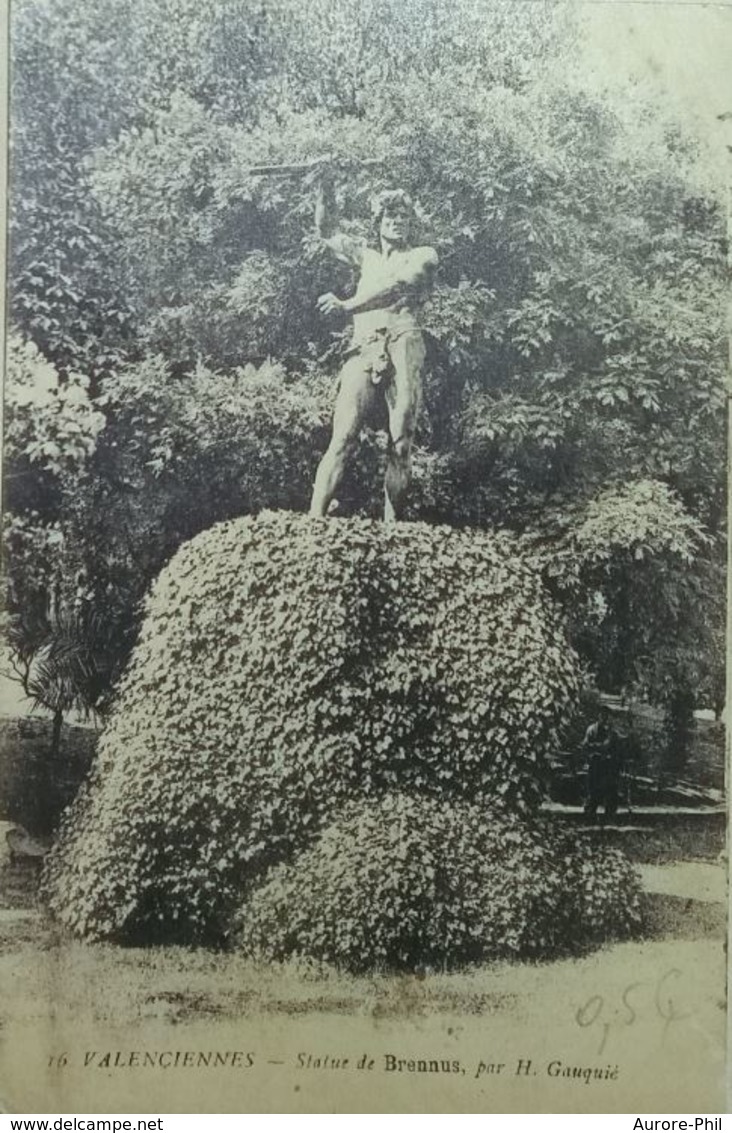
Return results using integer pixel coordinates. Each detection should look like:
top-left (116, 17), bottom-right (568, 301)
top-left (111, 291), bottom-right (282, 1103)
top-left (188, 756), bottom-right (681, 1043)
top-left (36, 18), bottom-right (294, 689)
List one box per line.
top-left (0, 0), bottom-right (729, 1114)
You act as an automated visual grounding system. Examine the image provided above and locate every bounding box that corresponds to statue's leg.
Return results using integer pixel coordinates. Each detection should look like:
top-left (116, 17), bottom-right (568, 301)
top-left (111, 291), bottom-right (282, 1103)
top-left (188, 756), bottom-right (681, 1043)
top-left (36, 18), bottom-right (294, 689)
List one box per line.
top-left (310, 354), bottom-right (374, 517)
top-left (384, 332), bottom-right (426, 522)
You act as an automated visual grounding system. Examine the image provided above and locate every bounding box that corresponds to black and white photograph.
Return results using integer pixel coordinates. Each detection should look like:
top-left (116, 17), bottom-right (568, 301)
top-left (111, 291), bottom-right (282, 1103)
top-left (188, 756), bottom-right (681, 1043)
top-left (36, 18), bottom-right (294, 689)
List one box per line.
top-left (0, 0), bottom-right (729, 1114)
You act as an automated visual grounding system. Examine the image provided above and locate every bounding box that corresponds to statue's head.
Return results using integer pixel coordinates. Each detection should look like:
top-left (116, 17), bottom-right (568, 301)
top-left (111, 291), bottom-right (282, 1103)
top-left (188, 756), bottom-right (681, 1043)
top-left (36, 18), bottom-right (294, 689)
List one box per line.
top-left (371, 189), bottom-right (415, 248)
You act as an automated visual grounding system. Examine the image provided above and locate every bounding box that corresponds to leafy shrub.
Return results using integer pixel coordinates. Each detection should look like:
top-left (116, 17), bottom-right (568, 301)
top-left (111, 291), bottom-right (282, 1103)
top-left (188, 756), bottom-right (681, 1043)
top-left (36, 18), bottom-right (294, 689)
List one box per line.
top-left (574, 846), bottom-right (645, 945)
top-left (236, 794), bottom-right (643, 971)
top-left (42, 510), bottom-right (578, 943)
top-left (5, 335), bottom-right (106, 480)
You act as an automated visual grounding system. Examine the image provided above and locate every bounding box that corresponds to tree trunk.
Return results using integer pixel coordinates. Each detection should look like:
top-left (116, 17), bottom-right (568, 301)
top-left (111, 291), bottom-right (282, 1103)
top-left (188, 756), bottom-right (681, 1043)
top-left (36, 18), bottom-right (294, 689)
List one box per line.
top-left (50, 707), bottom-right (63, 761)
top-left (664, 685), bottom-right (695, 773)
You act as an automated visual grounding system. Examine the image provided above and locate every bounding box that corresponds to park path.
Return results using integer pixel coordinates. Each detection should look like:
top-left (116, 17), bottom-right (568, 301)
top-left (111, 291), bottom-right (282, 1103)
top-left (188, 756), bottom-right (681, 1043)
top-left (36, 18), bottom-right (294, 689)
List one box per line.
top-left (638, 860), bottom-right (726, 902)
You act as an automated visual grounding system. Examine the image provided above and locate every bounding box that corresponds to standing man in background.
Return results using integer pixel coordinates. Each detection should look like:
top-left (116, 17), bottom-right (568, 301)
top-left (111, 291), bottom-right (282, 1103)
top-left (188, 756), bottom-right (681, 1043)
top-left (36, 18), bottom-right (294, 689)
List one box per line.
top-left (583, 706), bottom-right (625, 822)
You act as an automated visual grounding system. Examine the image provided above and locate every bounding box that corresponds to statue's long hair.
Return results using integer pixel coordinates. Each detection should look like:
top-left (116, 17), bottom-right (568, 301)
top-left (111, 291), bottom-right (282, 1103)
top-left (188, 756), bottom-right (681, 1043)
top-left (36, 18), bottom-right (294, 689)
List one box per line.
top-left (368, 188), bottom-right (419, 247)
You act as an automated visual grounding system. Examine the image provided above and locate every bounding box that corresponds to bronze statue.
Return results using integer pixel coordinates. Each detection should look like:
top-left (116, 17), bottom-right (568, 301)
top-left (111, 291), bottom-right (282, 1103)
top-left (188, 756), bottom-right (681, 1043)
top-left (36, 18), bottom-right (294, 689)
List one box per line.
top-left (310, 182), bottom-right (438, 521)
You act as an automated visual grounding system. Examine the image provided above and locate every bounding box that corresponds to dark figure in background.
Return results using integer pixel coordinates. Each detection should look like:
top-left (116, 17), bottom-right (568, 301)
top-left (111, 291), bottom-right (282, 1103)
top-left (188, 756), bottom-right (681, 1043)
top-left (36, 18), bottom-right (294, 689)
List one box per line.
top-left (583, 707), bottom-right (624, 822)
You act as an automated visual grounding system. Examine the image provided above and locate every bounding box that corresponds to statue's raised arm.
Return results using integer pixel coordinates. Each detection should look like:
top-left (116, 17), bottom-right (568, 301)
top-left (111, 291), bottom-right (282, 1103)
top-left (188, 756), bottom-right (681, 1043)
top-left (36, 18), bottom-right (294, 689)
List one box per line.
top-left (314, 176), bottom-right (366, 269)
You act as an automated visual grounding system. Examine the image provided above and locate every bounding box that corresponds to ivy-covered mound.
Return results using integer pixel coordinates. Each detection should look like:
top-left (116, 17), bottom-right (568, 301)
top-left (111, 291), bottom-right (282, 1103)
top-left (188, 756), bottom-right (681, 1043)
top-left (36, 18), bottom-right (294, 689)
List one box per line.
top-left (45, 510), bottom-right (589, 946)
top-left (237, 795), bottom-right (643, 972)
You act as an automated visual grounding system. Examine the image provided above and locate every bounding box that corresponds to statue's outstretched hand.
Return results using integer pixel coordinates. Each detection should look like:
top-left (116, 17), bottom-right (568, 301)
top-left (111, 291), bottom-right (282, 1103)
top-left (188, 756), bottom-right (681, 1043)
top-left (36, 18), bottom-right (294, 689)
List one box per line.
top-left (317, 292), bottom-right (344, 316)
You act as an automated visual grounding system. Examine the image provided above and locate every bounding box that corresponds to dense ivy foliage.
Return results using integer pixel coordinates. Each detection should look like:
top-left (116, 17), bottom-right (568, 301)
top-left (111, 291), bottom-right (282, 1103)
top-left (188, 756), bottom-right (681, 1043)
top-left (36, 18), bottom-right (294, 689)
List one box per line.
top-left (237, 794), bottom-right (643, 971)
top-left (43, 513), bottom-right (579, 943)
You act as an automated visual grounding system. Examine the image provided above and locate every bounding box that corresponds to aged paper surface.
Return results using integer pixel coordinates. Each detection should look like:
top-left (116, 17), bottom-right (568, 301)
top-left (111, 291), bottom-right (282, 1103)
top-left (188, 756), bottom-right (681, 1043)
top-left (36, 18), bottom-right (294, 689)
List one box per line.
top-left (0, 0), bottom-right (729, 1114)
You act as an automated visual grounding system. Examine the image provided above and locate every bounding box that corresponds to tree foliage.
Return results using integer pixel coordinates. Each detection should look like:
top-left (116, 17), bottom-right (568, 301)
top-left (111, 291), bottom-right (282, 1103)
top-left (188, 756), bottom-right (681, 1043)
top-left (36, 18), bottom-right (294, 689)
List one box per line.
top-left (6, 0), bottom-right (727, 721)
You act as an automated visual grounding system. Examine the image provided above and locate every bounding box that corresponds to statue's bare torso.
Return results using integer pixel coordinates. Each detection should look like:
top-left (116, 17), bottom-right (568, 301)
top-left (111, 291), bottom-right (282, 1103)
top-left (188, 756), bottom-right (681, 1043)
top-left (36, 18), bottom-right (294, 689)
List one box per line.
top-left (350, 245), bottom-right (433, 344)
